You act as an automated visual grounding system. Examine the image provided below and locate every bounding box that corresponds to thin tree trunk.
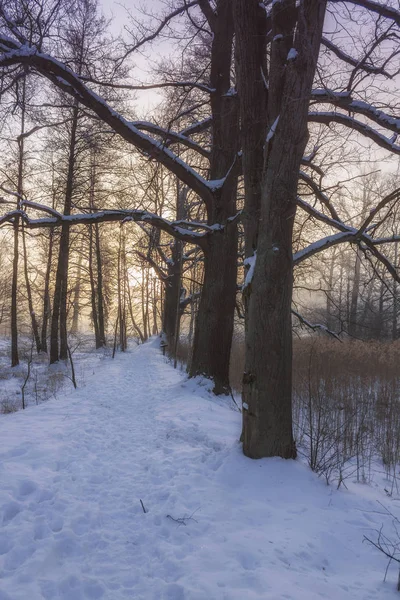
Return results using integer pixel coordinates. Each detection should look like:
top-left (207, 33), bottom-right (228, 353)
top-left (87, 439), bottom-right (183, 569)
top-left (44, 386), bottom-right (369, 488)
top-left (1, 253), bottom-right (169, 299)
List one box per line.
top-left (126, 274), bottom-right (145, 342)
top-left (152, 278), bottom-right (158, 335)
top-left (117, 228), bottom-right (127, 351)
top-left (162, 183), bottom-right (186, 350)
top-left (11, 214), bottom-right (19, 367)
top-left (89, 224), bottom-right (100, 346)
top-left (349, 249), bottom-right (361, 337)
top-left (15, 76), bottom-right (42, 354)
top-left (41, 228), bottom-right (54, 353)
top-left (22, 227), bottom-right (41, 353)
top-left (50, 101), bottom-right (79, 363)
top-left (393, 243), bottom-right (398, 340)
top-left (95, 223), bottom-right (106, 346)
top-left (70, 248), bottom-right (83, 334)
top-left (375, 280), bottom-right (385, 339)
top-left (326, 251), bottom-right (336, 331)
top-left (141, 265), bottom-right (148, 342)
top-left (10, 74), bottom-right (29, 367)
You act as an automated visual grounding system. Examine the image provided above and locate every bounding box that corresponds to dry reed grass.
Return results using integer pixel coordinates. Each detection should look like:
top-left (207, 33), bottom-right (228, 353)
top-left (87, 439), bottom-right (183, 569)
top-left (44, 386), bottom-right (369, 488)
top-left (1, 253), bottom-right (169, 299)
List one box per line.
top-left (229, 335), bottom-right (400, 485)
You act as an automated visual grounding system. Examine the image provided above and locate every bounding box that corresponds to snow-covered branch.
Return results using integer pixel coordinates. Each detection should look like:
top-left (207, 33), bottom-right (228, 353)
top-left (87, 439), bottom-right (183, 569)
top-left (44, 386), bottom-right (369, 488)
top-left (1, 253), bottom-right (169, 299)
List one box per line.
top-left (311, 90), bottom-right (400, 136)
top-left (292, 309), bottom-right (342, 340)
top-left (0, 207), bottom-right (210, 247)
top-left (321, 38), bottom-right (397, 78)
top-left (0, 36), bottom-right (216, 206)
top-left (330, 0), bottom-right (400, 26)
top-left (79, 77), bottom-right (215, 94)
top-left (308, 112), bottom-right (400, 154)
top-left (179, 117), bottom-right (213, 138)
top-left (295, 188), bottom-right (400, 285)
top-left (131, 121), bottom-right (210, 158)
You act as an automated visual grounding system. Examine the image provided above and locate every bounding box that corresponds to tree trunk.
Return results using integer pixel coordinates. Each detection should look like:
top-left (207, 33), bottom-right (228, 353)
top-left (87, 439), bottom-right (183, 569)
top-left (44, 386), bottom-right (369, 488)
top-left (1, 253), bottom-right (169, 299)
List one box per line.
top-left (242, 153), bottom-right (298, 458)
top-left (126, 275), bottom-right (145, 342)
top-left (41, 228), bottom-right (54, 353)
top-left (235, 0), bottom-right (327, 457)
top-left (89, 224), bottom-right (100, 347)
top-left (11, 216), bottom-right (19, 367)
top-left (189, 0), bottom-right (239, 393)
top-left (163, 183), bottom-right (186, 350)
top-left (70, 248), bottom-right (83, 334)
top-left (326, 251), bottom-right (336, 331)
top-left (10, 74), bottom-right (30, 367)
top-left (22, 227), bottom-right (41, 353)
top-left (349, 249), bottom-right (361, 337)
top-left (190, 226), bottom-right (237, 394)
top-left (163, 251), bottom-right (182, 348)
top-left (141, 265), bottom-right (148, 342)
top-left (393, 242), bottom-right (398, 340)
top-left (50, 102), bottom-right (79, 363)
top-left (95, 223), bottom-right (106, 346)
top-left (152, 278), bottom-right (158, 336)
top-left (117, 228), bottom-right (127, 351)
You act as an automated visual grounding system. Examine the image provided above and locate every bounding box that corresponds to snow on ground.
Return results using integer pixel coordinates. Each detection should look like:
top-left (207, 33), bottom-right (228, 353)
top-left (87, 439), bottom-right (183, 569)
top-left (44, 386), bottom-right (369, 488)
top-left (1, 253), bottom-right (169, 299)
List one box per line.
top-left (0, 338), bottom-right (399, 600)
top-left (0, 335), bottom-right (106, 413)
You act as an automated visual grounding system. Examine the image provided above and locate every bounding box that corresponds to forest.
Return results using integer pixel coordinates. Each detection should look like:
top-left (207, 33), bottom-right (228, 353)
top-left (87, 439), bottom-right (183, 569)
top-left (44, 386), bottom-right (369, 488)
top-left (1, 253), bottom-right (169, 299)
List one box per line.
top-left (0, 1), bottom-right (400, 596)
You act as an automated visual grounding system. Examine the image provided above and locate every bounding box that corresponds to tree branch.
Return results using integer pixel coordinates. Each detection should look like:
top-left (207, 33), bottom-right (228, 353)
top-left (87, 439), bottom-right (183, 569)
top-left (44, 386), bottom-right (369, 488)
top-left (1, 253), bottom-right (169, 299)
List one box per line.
top-left (308, 112), bottom-right (400, 154)
top-left (0, 38), bottom-right (216, 206)
top-left (312, 90), bottom-right (400, 136)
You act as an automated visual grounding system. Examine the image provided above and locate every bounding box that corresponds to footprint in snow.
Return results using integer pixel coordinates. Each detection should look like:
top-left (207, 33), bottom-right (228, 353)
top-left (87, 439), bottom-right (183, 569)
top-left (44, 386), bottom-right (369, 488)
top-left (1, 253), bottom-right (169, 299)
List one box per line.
top-left (16, 479), bottom-right (37, 498)
top-left (1, 501), bottom-right (22, 525)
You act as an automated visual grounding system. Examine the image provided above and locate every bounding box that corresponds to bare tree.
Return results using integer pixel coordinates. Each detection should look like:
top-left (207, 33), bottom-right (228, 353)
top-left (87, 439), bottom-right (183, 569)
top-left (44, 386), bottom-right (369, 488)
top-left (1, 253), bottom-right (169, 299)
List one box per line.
top-left (1, 0), bottom-right (400, 459)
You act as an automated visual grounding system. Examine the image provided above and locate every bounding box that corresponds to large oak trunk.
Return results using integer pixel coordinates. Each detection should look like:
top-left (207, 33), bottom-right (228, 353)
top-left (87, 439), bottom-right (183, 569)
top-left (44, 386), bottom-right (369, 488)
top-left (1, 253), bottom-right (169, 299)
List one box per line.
top-left (190, 226), bottom-right (237, 394)
top-left (236, 0), bottom-right (327, 457)
top-left (242, 172), bottom-right (297, 458)
top-left (188, 0), bottom-right (239, 393)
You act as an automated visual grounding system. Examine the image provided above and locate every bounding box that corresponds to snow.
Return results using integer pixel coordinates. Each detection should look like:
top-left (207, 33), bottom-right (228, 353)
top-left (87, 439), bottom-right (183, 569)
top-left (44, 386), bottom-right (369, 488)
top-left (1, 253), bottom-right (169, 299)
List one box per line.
top-left (243, 251), bottom-right (257, 289)
top-left (260, 67), bottom-right (268, 90)
top-left (311, 91), bottom-right (400, 133)
top-left (308, 112), bottom-right (400, 153)
top-left (287, 48), bottom-right (298, 61)
top-left (312, 89), bottom-right (350, 99)
top-left (294, 231), bottom-right (352, 264)
top-left (266, 117), bottom-right (280, 144)
top-left (0, 339), bottom-right (400, 599)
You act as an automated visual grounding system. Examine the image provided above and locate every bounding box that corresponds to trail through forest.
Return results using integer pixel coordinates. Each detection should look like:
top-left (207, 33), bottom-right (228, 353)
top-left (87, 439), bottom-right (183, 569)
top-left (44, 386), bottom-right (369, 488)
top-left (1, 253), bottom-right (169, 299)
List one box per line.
top-left (0, 339), bottom-right (399, 599)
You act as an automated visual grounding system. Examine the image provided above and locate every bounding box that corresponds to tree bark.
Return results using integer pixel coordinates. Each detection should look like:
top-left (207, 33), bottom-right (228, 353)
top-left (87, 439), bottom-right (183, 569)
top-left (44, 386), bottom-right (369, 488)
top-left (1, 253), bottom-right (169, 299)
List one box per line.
top-left (89, 224), bottom-right (100, 346)
top-left (95, 223), bottom-right (106, 346)
top-left (70, 248), bottom-right (83, 335)
top-left (190, 226), bottom-right (237, 394)
top-left (50, 101), bottom-right (79, 363)
top-left (41, 228), bottom-right (54, 353)
top-left (393, 242), bottom-right (398, 340)
top-left (11, 213), bottom-right (19, 367)
top-left (326, 251), bottom-right (336, 331)
top-left (162, 183), bottom-right (186, 351)
top-left (235, 0), bottom-right (327, 457)
top-left (349, 248), bottom-right (361, 337)
top-left (189, 0), bottom-right (239, 393)
top-left (22, 227), bottom-right (41, 353)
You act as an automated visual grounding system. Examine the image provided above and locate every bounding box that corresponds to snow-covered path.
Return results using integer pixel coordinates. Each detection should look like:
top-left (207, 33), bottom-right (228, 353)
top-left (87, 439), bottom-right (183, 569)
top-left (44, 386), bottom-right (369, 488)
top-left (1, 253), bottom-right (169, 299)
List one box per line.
top-left (0, 340), bottom-right (399, 599)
